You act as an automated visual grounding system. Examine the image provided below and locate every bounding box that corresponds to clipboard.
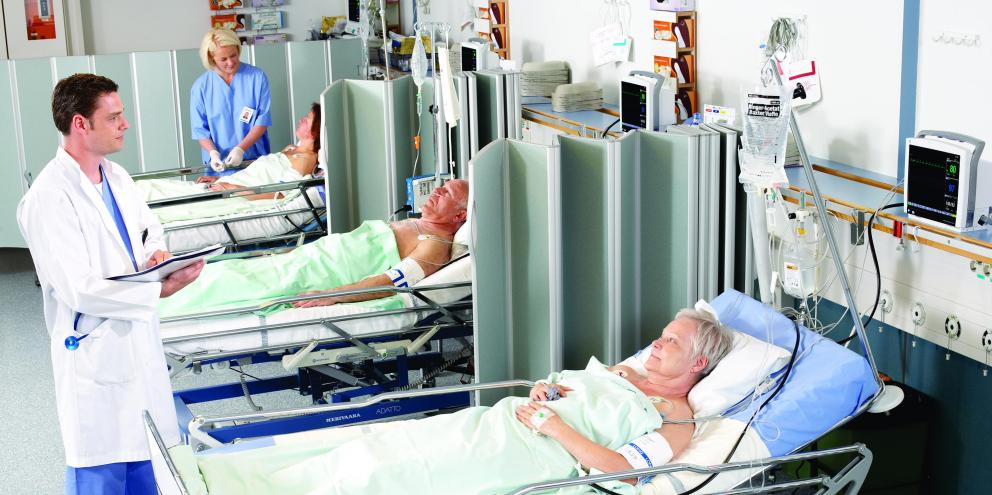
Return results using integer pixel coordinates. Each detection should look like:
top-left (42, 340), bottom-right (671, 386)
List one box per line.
top-left (108, 244), bottom-right (224, 283)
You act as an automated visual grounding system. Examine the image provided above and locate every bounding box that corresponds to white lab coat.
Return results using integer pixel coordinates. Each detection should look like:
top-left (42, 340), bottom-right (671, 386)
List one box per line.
top-left (17, 147), bottom-right (180, 467)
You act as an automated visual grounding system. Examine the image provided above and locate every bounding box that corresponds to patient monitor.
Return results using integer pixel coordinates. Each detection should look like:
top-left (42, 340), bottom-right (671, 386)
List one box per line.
top-left (460, 40), bottom-right (495, 72)
top-left (619, 71), bottom-right (677, 132)
top-left (904, 130), bottom-right (989, 232)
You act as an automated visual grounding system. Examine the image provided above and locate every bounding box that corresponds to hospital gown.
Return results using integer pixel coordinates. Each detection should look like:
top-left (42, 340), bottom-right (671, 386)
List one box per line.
top-left (170, 358), bottom-right (662, 495)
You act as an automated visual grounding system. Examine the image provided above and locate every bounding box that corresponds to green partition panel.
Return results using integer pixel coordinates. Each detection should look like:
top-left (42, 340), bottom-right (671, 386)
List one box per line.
top-left (13, 58), bottom-right (59, 180)
top-left (0, 62), bottom-right (26, 247)
top-left (616, 132), bottom-right (642, 358)
top-left (53, 56), bottom-right (90, 81)
top-left (252, 43), bottom-right (292, 149)
top-left (638, 131), bottom-right (695, 348)
top-left (320, 81), bottom-right (350, 233)
top-left (389, 76), bottom-right (414, 204)
top-left (412, 79), bottom-right (436, 178)
top-left (132, 52), bottom-right (180, 171)
top-left (506, 140), bottom-right (559, 381)
top-left (470, 140), bottom-right (510, 405)
top-left (91, 54), bottom-right (141, 173)
top-left (327, 37), bottom-right (363, 82)
top-left (558, 136), bottom-right (612, 369)
top-left (472, 139), bottom-right (561, 404)
top-left (174, 49), bottom-right (208, 168)
top-left (345, 80), bottom-right (389, 227)
top-left (473, 72), bottom-right (501, 147)
top-left (287, 41), bottom-right (329, 128)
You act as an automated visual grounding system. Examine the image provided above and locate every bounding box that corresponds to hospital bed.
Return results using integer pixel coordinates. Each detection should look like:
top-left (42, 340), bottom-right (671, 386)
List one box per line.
top-left (133, 164), bottom-right (328, 254)
top-left (144, 289), bottom-right (880, 494)
top-left (164, 255), bottom-right (474, 444)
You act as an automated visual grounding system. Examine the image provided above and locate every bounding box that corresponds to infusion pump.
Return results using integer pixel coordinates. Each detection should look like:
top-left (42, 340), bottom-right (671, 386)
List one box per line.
top-left (904, 130), bottom-right (989, 232)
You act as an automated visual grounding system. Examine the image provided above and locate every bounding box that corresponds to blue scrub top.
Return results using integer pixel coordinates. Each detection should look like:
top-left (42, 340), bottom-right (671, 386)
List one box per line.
top-left (190, 62), bottom-right (272, 175)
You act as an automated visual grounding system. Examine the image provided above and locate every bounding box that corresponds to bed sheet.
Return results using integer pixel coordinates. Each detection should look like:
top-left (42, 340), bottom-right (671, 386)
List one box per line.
top-left (161, 189), bottom-right (324, 253)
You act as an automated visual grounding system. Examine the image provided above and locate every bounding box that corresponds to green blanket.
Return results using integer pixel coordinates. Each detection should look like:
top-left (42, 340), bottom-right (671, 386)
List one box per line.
top-left (159, 220), bottom-right (403, 318)
top-left (172, 358), bottom-right (661, 494)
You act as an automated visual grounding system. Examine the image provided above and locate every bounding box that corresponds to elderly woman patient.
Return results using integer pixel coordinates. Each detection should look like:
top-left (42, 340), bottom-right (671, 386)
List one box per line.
top-left (137, 102), bottom-right (322, 202)
top-left (170, 308), bottom-right (734, 495)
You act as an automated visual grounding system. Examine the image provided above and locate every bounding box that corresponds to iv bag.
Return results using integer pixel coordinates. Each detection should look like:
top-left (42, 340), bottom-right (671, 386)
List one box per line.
top-left (739, 85), bottom-right (792, 186)
top-left (411, 34), bottom-right (428, 87)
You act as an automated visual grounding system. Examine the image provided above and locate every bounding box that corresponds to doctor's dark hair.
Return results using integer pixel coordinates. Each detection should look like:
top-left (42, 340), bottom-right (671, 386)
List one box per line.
top-left (310, 102), bottom-right (322, 154)
top-left (52, 74), bottom-right (119, 135)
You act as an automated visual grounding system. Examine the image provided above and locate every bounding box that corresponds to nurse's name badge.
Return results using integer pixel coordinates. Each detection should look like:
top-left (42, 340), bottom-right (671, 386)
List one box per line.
top-left (239, 106), bottom-right (255, 123)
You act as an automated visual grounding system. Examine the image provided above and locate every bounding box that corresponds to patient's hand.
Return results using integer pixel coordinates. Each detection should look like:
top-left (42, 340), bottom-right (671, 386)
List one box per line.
top-left (195, 175), bottom-right (220, 184)
top-left (292, 290), bottom-right (337, 308)
top-left (515, 402), bottom-right (564, 436)
top-left (529, 382), bottom-right (573, 402)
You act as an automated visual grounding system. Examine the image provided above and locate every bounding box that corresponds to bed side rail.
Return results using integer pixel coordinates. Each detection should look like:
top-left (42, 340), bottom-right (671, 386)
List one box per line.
top-left (188, 380), bottom-right (532, 449)
top-left (143, 411), bottom-right (191, 495)
top-left (506, 443), bottom-right (873, 495)
top-left (131, 162), bottom-right (253, 181)
top-left (161, 282), bottom-right (471, 325)
top-left (148, 177), bottom-right (324, 208)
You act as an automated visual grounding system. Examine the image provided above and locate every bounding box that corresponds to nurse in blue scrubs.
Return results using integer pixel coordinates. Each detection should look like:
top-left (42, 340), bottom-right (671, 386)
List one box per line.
top-left (191, 28), bottom-right (272, 182)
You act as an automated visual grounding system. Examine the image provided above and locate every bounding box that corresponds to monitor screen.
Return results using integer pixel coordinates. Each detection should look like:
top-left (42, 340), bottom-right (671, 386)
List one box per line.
top-left (620, 81), bottom-right (648, 132)
top-left (906, 144), bottom-right (962, 227)
top-left (461, 45), bottom-right (478, 72)
top-left (348, 0), bottom-right (361, 22)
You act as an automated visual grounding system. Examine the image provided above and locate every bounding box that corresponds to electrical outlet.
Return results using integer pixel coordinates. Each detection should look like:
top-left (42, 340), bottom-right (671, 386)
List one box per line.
top-left (945, 315), bottom-right (962, 339)
top-left (982, 329), bottom-right (992, 353)
top-left (879, 290), bottom-right (894, 314)
top-left (911, 303), bottom-right (926, 326)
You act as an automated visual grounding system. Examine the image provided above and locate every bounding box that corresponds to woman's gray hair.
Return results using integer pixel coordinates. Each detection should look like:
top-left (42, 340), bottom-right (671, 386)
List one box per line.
top-left (675, 308), bottom-right (735, 376)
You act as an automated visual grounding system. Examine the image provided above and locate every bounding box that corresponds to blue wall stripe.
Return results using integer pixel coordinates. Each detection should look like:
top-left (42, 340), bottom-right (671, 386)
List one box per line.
top-left (897, 0), bottom-right (921, 182)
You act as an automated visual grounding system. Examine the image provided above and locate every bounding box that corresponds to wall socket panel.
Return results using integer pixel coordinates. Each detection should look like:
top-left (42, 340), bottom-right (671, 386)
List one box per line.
top-left (814, 213), bottom-right (992, 364)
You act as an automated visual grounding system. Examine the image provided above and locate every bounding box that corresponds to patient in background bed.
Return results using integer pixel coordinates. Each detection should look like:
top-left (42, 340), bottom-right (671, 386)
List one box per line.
top-left (157, 179), bottom-right (469, 317)
top-left (137, 102), bottom-right (322, 202)
top-left (171, 309), bottom-right (733, 495)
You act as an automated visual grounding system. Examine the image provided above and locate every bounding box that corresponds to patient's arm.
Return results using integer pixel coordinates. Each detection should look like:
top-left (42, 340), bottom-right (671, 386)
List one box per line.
top-left (209, 180), bottom-right (283, 200)
top-left (515, 397), bottom-right (695, 485)
top-left (291, 273), bottom-right (399, 308)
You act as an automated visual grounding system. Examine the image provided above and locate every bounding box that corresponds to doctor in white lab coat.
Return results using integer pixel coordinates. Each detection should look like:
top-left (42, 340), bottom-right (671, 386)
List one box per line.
top-left (17, 74), bottom-right (204, 495)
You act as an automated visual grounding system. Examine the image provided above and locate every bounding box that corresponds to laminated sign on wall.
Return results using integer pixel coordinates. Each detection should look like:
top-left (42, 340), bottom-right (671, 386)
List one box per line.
top-left (778, 60), bottom-right (821, 107)
top-left (591, 23), bottom-right (631, 66)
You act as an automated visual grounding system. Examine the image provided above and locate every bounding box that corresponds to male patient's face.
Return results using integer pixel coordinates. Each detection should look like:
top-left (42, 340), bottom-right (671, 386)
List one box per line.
top-left (421, 180), bottom-right (468, 224)
top-left (84, 92), bottom-right (129, 156)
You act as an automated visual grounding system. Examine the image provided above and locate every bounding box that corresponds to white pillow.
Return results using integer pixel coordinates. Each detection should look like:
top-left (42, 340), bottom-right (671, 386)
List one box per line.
top-left (449, 217), bottom-right (471, 261)
top-left (618, 331), bottom-right (790, 419)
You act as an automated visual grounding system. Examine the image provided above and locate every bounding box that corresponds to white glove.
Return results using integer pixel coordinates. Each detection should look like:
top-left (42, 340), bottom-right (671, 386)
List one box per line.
top-left (208, 150), bottom-right (225, 173)
top-left (224, 146), bottom-right (245, 168)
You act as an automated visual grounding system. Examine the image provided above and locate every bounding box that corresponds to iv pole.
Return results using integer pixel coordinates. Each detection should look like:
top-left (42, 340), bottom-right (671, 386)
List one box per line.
top-left (766, 54), bottom-right (886, 399)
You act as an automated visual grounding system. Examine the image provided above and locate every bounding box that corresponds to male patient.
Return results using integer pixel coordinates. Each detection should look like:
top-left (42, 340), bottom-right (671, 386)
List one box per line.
top-left (158, 179), bottom-right (469, 317)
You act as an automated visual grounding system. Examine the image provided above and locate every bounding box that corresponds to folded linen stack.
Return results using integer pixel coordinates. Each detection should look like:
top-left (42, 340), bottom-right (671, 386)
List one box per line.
top-left (521, 61), bottom-right (571, 97)
top-left (551, 82), bottom-right (604, 112)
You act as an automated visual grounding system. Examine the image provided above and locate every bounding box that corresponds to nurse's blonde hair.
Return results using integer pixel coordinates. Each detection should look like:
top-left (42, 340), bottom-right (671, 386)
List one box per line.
top-left (199, 29), bottom-right (241, 70)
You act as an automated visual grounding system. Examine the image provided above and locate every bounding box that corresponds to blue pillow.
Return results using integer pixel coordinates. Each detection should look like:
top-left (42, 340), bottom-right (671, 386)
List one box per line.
top-left (710, 290), bottom-right (879, 456)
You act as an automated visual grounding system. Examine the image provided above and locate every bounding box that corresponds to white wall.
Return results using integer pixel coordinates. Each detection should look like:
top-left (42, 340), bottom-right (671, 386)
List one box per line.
top-left (915, 0), bottom-right (992, 159)
top-left (509, 0), bottom-right (907, 177)
top-left (78, 0), bottom-right (348, 55)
